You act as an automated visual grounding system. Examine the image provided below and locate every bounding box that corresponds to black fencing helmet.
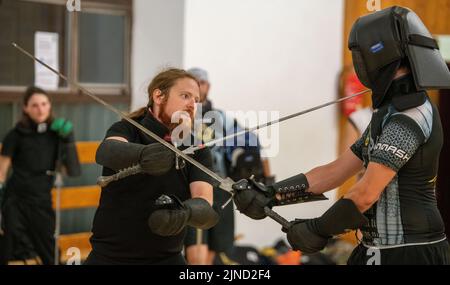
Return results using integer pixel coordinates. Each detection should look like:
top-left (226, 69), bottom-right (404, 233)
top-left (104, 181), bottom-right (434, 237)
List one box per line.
top-left (348, 6), bottom-right (450, 108)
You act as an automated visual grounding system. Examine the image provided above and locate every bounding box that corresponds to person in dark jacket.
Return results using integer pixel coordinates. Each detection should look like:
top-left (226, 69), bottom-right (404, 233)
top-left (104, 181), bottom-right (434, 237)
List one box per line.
top-left (0, 86), bottom-right (80, 265)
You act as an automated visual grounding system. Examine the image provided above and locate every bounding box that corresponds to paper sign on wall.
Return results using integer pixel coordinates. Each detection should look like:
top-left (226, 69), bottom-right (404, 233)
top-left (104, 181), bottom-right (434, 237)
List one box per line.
top-left (34, 31), bottom-right (59, 90)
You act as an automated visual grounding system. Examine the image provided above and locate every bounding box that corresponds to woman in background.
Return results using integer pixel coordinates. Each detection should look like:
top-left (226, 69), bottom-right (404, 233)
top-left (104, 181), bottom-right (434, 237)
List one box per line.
top-left (0, 86), bottom-right (80, 265)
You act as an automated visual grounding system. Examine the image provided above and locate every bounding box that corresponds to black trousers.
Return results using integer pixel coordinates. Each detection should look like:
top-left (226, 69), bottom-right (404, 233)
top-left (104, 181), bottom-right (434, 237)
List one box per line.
top-left (84, 250), bottom-right (187, 265)
top-left (1, 196), bottom-right (55, 265)
top-left (348, 240), bottom-right (450, 265)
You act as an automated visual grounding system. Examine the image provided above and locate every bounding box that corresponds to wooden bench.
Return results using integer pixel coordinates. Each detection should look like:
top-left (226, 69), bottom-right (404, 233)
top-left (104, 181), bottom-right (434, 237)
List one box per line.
top-left (53, 141), bottom-right (101, 264)
top-left (52, 185), bottom-right (101, 263)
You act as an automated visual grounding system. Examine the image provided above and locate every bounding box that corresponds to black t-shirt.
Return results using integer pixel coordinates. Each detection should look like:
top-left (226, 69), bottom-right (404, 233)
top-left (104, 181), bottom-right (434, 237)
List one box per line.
top-left (351, 92), bottom-right (445, 246)
top-left (90, 112), bottom-right (214, 263)
top-left (1, 122), bottom-right (59, 203)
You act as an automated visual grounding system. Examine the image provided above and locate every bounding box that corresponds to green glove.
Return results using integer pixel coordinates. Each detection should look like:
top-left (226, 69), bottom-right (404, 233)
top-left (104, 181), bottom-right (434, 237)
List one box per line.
top-left (51, 118), bottom-right (73, 138)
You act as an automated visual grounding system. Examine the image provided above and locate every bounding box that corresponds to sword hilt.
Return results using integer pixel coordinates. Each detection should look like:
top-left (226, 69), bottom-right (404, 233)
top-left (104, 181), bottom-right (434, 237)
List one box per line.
top-left (97, 165), bottom-right (143, 187)
top-left (264, 207), bottom-right (291, 229)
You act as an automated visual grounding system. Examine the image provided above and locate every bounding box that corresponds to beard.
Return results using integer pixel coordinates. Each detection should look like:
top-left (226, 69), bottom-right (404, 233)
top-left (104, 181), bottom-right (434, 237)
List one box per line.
top-left (159, 102), bottom-right (195, 134)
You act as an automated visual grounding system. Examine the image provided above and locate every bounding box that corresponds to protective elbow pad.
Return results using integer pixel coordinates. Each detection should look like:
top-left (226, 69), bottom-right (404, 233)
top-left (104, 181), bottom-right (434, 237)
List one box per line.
top-left (95, 139), bottom-right (144, 171)
top-left (184, 198), bottom-right (219, 229)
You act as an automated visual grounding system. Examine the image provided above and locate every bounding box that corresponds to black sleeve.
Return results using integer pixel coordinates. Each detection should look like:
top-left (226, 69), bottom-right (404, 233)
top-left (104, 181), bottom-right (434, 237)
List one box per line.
top-left (350, 126), bottom-right (369, 161)
top-left (1, 130), bottom-right (19, 158)
top-left (370, 115), bottom-right (424, 172)
top-left (188, 147), bottom-right (215, 185)
top-left (61, 132), bottom-right (81, 177)
top-left (105, 120), bottom-right (136, 142)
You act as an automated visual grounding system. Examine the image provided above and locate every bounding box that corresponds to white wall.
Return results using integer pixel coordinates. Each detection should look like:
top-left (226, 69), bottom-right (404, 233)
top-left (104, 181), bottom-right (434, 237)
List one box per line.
top-left (132, 0), bottom-right (345, 248)
top-left (131, 0), bottom-right (185, 110)
top-left (184, 0), bottom-right (344, 247)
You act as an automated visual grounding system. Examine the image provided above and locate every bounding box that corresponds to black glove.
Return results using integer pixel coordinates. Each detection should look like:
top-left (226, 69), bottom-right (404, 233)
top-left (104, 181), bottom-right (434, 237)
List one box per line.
top-left (283, 219), bottom-right (330, 254)
top-left (284, 198), bottom-right (368, 254)
top-left (232, 178), bottom-right (275, 220)
top-left (148, 195), bottom-right (218, 236)
top-left (96, 139), bottom-right (175, 176)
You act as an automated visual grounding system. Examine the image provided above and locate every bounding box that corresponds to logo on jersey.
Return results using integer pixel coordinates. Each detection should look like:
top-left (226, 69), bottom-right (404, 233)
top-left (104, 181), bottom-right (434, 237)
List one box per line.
top-left (373, 143), bottom-right (410, 160)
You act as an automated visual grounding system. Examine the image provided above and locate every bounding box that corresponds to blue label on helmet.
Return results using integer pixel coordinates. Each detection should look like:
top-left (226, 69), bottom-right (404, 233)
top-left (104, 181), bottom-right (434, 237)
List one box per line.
top-left (244, 156), bottom-right (254, 162)
top-left (370, 42), bottom-right (384, 53)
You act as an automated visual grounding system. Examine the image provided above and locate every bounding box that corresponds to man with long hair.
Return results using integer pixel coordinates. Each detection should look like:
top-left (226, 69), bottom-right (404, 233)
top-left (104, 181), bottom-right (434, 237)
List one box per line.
top-left (86, 68), bottom-right (218, 265)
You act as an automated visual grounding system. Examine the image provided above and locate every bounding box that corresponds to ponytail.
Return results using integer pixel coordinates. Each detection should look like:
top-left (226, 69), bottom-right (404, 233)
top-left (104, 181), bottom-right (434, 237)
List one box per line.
top-left (128, 107), bottom-right (147, 120)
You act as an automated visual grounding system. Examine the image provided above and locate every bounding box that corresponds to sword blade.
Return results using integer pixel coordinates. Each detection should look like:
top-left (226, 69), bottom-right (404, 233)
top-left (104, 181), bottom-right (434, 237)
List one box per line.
top-left (184, 89), bottom-right (370, 154)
